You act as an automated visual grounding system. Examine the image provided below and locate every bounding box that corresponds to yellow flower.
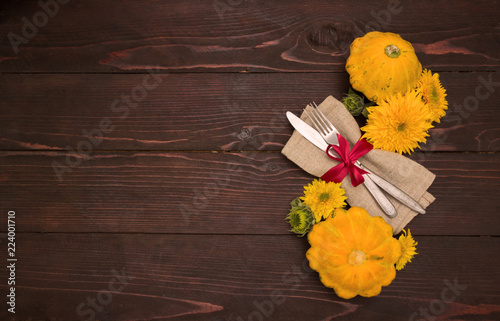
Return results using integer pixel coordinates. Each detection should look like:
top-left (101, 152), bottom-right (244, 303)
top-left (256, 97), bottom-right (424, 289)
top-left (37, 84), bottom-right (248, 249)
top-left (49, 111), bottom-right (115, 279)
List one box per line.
top-left (416, 69), bottom-right (448, 123)
top-left (361, 92), bottom-right (434, 154)
top-left (396, 229), bottom-right (418, 271)
top-left (307, 207), bottom-right (402, 299)
top-left (300, 179), bottom-right (346, 222)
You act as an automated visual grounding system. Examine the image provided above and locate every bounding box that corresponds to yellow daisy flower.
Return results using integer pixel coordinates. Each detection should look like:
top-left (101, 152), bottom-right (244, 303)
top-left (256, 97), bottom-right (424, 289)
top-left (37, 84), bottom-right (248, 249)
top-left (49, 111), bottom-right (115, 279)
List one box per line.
top-left (396, 229), bottom-right (418, 271)
top-left (416, 69), bottom-right (448, 123)
top-left (361, 92), bottom-right (434, 154)
top-left (300, 179), bottom-right (346, 222)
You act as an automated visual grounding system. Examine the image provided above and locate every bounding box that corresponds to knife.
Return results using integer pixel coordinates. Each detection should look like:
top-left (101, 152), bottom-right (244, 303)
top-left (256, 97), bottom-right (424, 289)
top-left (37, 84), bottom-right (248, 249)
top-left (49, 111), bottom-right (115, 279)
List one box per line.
top-left (286, 111), bottom-right (426, 215)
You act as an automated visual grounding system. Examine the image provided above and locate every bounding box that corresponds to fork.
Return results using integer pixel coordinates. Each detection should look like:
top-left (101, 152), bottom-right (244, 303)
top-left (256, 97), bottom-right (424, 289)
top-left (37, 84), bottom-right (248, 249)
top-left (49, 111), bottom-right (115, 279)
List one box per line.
top-left (305, 102), bottom-right (426, 216)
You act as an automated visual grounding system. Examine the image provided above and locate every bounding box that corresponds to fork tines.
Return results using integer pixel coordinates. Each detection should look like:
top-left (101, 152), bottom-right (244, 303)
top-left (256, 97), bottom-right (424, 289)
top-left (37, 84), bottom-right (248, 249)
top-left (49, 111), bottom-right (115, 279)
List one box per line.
top-left (304, 102), bottom-right (335, 136)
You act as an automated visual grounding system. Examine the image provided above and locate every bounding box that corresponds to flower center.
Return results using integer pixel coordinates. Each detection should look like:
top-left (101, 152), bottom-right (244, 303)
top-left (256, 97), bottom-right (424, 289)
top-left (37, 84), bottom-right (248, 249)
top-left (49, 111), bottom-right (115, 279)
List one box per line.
top-left (431, 86), bottom-right (439, 103)
top-left (290, 212), bottom-right (302, 227)
top-left (397, 123), bottom-right (406, 132)
top-left (384, 44), bottom-right (401, 58)
top-left (319, 192), bottom-right (330, 202)
top-left (348, 250), bottom-right (366, 266)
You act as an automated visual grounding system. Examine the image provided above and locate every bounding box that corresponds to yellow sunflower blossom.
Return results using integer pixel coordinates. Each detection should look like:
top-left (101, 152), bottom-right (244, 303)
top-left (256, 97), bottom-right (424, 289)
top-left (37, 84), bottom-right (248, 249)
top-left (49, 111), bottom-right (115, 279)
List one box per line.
top-left (300, 179), bottom-right (346, 222)
top-left (361, 91), bottom-right (434, 154)
top-left (396, 229), bottom-right (418, 271)
top-left (416, 69), bottom-right (448, 123)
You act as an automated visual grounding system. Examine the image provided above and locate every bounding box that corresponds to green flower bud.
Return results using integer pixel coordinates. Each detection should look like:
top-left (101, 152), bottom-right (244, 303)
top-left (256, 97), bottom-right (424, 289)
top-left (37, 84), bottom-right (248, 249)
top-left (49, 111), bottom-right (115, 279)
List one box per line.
top-left (342, 88), bottom-right (365, 116)
top-left (286, 197), bottom-right (315, 237)
top-left (361, 107), bottom-right (370, 118)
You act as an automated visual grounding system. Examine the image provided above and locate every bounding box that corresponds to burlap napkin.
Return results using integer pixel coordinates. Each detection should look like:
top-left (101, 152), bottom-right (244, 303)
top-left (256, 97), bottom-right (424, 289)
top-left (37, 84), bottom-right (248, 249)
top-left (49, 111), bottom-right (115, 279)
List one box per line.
top-left (282, 96), bottom-right (435, 234)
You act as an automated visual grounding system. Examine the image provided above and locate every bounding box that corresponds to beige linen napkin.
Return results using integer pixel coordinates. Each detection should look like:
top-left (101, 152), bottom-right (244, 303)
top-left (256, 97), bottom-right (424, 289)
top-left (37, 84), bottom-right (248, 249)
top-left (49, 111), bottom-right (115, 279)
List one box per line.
top-left (282, 96), bottom-right (435, 234)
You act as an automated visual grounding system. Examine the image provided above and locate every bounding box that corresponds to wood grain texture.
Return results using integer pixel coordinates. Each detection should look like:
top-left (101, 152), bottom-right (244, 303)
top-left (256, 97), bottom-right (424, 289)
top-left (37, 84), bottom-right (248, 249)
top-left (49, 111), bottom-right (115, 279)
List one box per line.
top-left (1, 151), bottom-right (498, 236)
top-left (0, 233), bottom-right (499, 321)
top-left (1, 0), bottom-right (499, 319)
top-left (1, 72), bottom-right (499, 152)
top-left (0, 0), bottom-right (499, 72)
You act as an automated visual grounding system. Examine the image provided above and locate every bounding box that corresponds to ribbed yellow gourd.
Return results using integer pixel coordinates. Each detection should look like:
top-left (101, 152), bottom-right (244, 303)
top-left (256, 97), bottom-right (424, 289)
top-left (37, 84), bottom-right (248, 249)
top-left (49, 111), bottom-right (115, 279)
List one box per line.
top-left (346, 31), bottom-right (422, 102)
top-left (306, 207), bottom-right (402, 299)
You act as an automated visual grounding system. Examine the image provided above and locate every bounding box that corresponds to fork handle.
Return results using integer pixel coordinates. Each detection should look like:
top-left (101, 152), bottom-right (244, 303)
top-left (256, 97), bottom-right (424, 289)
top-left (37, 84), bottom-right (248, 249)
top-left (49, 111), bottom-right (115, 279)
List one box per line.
top-left (361, 173), bottom-right (398, 218)
top-left (357, 162), bottom-right (426, 215)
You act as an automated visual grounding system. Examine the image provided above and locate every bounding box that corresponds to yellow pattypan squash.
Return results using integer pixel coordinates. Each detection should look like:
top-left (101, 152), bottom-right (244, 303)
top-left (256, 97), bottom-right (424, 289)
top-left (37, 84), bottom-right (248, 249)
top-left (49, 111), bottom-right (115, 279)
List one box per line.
top-left (307, 207), bottom-right (402, 299)
top-left (346, 31), bottom-right (422, 102)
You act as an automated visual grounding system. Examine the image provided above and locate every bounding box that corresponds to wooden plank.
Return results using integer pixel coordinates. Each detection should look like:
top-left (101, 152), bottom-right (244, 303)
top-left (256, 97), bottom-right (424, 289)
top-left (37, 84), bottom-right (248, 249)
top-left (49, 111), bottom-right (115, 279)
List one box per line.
top-left (0, 72), bottom-right (341, 151)
top-left (0, 0), bottom-right (499, 72)
top-left (0, 233), bottom-right (498, 320)
top-left (1, 72), bottom-right (499, 152)
top-left (0, 151), bottom-right (498, 235)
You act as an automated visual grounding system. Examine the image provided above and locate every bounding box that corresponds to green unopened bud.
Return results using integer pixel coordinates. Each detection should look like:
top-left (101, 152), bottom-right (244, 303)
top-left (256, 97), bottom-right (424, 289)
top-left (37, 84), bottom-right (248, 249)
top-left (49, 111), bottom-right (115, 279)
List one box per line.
top-left (342, 88), bottom-right (365, 116)
top-left (286, 197), bottom-right (315, 237)
top-left (362, 107), bottom-right (370, 118)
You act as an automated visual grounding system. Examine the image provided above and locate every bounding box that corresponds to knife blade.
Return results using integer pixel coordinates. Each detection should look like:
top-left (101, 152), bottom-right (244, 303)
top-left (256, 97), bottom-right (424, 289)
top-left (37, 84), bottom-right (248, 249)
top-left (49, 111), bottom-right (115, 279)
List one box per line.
top-left (286, 111), bottom-right (328, 151)
top-left (286, 111), bottom-right (426, 215)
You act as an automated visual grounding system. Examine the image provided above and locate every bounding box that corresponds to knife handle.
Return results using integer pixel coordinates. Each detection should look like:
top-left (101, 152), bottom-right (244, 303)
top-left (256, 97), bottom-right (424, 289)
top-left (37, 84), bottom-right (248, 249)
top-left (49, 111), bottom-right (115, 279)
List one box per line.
top-left (362, 173), bottom-right (398, 218)
top-left (357, 162), bottom-right (426, 215)
top-left (325, 147), bottom-right (398, 218)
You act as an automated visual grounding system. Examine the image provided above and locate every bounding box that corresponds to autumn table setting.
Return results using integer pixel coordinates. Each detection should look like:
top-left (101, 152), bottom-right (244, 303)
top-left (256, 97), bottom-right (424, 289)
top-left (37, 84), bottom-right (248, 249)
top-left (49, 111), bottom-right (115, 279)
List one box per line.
top-left (0, 1), bottom-right (499, 320)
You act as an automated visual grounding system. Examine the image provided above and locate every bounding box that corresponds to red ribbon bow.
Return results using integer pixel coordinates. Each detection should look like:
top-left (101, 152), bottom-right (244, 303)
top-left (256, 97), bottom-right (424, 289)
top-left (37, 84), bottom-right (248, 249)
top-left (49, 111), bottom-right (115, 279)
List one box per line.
top-left (320, 134), bottom-right (373, 187)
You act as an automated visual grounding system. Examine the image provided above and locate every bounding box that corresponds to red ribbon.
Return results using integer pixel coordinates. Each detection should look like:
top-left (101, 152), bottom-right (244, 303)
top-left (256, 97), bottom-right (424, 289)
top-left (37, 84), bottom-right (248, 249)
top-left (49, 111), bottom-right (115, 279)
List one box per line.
top-left (320, 134), bottom-right (373, 187)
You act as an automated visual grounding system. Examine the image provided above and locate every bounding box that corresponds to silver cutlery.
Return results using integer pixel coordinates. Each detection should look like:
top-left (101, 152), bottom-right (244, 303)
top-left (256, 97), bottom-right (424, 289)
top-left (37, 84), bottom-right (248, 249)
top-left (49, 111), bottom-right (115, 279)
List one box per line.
top-left (305, 104), bottom-right (396, 218)
top-left (286, 106), bottom-right (426, 216)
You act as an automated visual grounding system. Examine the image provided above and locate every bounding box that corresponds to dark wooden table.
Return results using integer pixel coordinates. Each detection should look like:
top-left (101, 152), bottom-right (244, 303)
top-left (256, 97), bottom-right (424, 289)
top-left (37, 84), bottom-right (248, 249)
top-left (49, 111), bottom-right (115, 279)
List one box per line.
top-left (1, 1), bottom-right (499, 320)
